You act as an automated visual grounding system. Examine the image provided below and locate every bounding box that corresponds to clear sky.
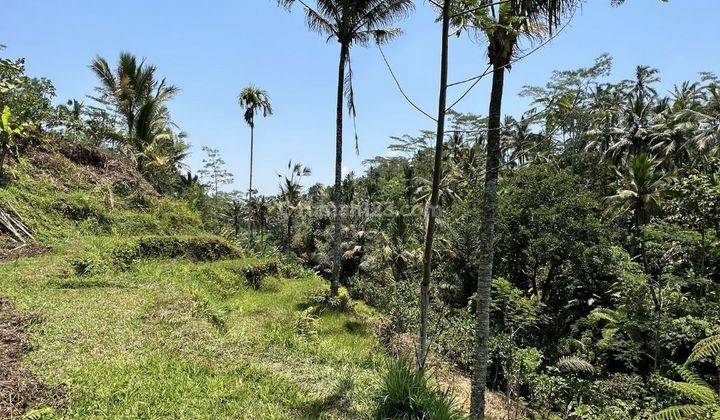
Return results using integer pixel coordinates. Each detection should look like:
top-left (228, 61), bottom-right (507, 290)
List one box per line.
top-left (3, 1), bottom-right (719, 195)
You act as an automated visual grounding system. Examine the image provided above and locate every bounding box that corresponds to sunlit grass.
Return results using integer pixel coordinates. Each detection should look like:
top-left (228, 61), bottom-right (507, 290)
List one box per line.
top-left (1, 242), bottom-right (383, 418)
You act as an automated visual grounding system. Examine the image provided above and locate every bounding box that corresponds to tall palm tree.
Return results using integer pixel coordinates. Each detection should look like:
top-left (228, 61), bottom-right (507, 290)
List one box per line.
top-left (90, 52), bottom-right (178, 144)
top-left (606, 153), bottom-right (672, 370)
top-left (278, 0), bottom-right (414, 297)
top-left (455, 0), bottom-right (579, 416)
top-left (238, 85), bottom-right (273, 238)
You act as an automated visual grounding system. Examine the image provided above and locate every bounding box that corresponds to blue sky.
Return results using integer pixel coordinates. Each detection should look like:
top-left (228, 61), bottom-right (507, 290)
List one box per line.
top-left (2, 1), bottom-right (719, 194)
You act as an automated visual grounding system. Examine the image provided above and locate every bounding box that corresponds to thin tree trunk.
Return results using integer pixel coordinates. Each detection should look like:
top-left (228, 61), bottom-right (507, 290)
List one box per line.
top-left (287, 212), bottom-right (293, 254)
top-left (331, 43), bottom-right (349, 297)
top-left (472, 61), bottom-right (506, 418)
top-left (417, 0), bottom-right (451, 372)
top-left (0, 140), bottom-right (7, 179)
top-left (249, 125), bottom-right (255, 239)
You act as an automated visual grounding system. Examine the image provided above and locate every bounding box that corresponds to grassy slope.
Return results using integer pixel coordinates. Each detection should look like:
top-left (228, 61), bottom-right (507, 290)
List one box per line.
top-left (0, 149), bottom-right (383, 419)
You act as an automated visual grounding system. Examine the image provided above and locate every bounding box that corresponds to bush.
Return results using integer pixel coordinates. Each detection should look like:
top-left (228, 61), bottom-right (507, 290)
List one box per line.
top-left (375, 359), bottom-right (465, 420)
top-left (304, 288), bottom-right (352, 313)
top-left (228, 261), bottom-right (280, 290)
top-left (295, 308), bottom-right (319, 341)
top-left (189, 287), bottom-right (227, 332)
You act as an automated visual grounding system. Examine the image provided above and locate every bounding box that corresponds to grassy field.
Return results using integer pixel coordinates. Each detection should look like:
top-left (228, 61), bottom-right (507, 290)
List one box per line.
top-left (0, 236), bottom-right (384, 419)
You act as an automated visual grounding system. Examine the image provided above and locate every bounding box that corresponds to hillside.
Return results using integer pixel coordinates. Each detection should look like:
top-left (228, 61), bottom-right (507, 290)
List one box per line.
top-left (0, 145), bottom-right (383, 418)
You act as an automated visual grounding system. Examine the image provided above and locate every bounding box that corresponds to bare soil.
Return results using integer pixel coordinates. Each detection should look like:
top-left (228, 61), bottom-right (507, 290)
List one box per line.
top-left (0, 244), bottom-right (51, 263)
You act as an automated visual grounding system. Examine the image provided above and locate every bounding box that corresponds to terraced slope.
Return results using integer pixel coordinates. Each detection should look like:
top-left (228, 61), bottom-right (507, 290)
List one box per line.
top-left (0, 241), bottom-right (381, 418)
top-left (0, 145), bottom-right (383, 418)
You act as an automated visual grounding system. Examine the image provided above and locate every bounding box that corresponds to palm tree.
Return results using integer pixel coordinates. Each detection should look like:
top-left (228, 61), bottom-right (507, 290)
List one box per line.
top-left (279, 161), bottom-right (312, 253)
top-left (130, 98), bottom-right (175, 173)
top-left (455, 0), bottom-right (579, 416)
top-left (606, 153), bottom-right (670, 231)
top-left (606, 153), bottom-right (672, 370)
top-left (278, 0), bottom-right (414, 297)
top-left (238, 85), bottom-right (273, 238)
top-left (90, 52), bottom-right (178, 144)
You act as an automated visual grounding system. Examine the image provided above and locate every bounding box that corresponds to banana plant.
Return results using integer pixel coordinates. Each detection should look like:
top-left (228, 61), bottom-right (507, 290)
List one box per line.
top-left (0, 106), bottom-right (29, 179)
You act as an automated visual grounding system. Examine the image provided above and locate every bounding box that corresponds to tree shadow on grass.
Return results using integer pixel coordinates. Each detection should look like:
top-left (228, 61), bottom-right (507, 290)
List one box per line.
top-left (301, 376), bottom-right (356, 418)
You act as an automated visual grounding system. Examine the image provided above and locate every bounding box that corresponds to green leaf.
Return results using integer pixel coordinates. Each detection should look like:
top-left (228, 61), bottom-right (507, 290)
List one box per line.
top-left (1, 106), bottom-right (10, 131)
top-left (687, 334), bottom-right (720, 364)
top-left (652, 404), bottom-right (708, 420)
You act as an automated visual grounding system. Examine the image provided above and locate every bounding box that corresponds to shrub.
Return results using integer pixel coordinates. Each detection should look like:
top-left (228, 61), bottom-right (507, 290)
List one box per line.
top-left (189, 288), bottom-right (227, 332)
top-left (295, 308), bottom-right (319, 341)
top-left (229, 261), bottom-right (279, 290)
top-left (67, 255), bottom-right (106, 276)
top-left (375, 359), bottom-right (465, 420)
top-left (304, 288), bottom-right (352, 313)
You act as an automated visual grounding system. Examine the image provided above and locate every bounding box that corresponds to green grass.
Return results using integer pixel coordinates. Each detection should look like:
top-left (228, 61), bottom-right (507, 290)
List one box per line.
top-left (0, 157), bottom-right (387, 418)
top-left (0, 242), bottom-right (384, 419)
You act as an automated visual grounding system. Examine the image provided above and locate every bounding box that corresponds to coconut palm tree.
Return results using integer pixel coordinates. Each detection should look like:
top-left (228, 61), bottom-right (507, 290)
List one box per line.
top-left (130, 98), bottom-right (173, 173)
top-left (454, 0), bottom-right (579, 415)
top-left (606, 153), bottom-right (671, 231)
top-left (606, 153), bottom-right (673, 370)
top-left (238, 85), bottom-right (273, 238)
top-left (279, 161), bottom-right (312, 253)
top-left (90, 52), bottom-right (178, 144)
top-left (278, 0), bottom-right (414, 297)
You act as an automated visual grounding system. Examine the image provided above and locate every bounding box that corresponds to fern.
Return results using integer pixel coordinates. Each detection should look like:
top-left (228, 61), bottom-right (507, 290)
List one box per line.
top-left (687, 334), bottom-right (720, 364)
top-left (23, 407), bottom-right (57, 420)
top-left (590, 307), bottom-right (622, 324)
top-left (654, 376), bottom-right (716, 405)
top-left (557, 356), bottom-right (595, 375)
top-left (673, 363), bottom-right (711, 389)
top-left (652, 404), bottom-right (709, 420)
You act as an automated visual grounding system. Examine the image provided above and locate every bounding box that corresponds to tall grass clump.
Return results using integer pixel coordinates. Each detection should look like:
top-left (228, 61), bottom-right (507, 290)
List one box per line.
top-left (375, 359), bottom-right (465, 420)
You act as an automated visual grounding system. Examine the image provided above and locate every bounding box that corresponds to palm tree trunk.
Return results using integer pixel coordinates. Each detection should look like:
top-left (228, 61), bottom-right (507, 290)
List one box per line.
top-left (472, 61), bottom-right (506, 418)
top-left (417, 0), bottom-right (451, 372)
top-left (331, 42), bottom-right (349, 297)
top-left (249, 125), bottom-right (255, 239)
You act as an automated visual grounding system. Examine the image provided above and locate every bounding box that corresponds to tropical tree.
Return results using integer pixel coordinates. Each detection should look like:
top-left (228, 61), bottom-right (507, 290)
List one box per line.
top-left (238, 85), bottom-right (273, 237)
top-left (0, 106), bottom-right (29, 179)
top-left (453, 0), bottom-right (580, 415)
top-left (278, 0), bottom-right (414, 297)
top-left (198, 146), bottom-right (234, 197)
top-left (90, 52), bottom-right (178, 144)
top-left (278, 161), bottom-right (311, 253)
top-left (606, 153), bottom-right (673, 370)
top-left (606, 153), bottom-right (671, 231)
